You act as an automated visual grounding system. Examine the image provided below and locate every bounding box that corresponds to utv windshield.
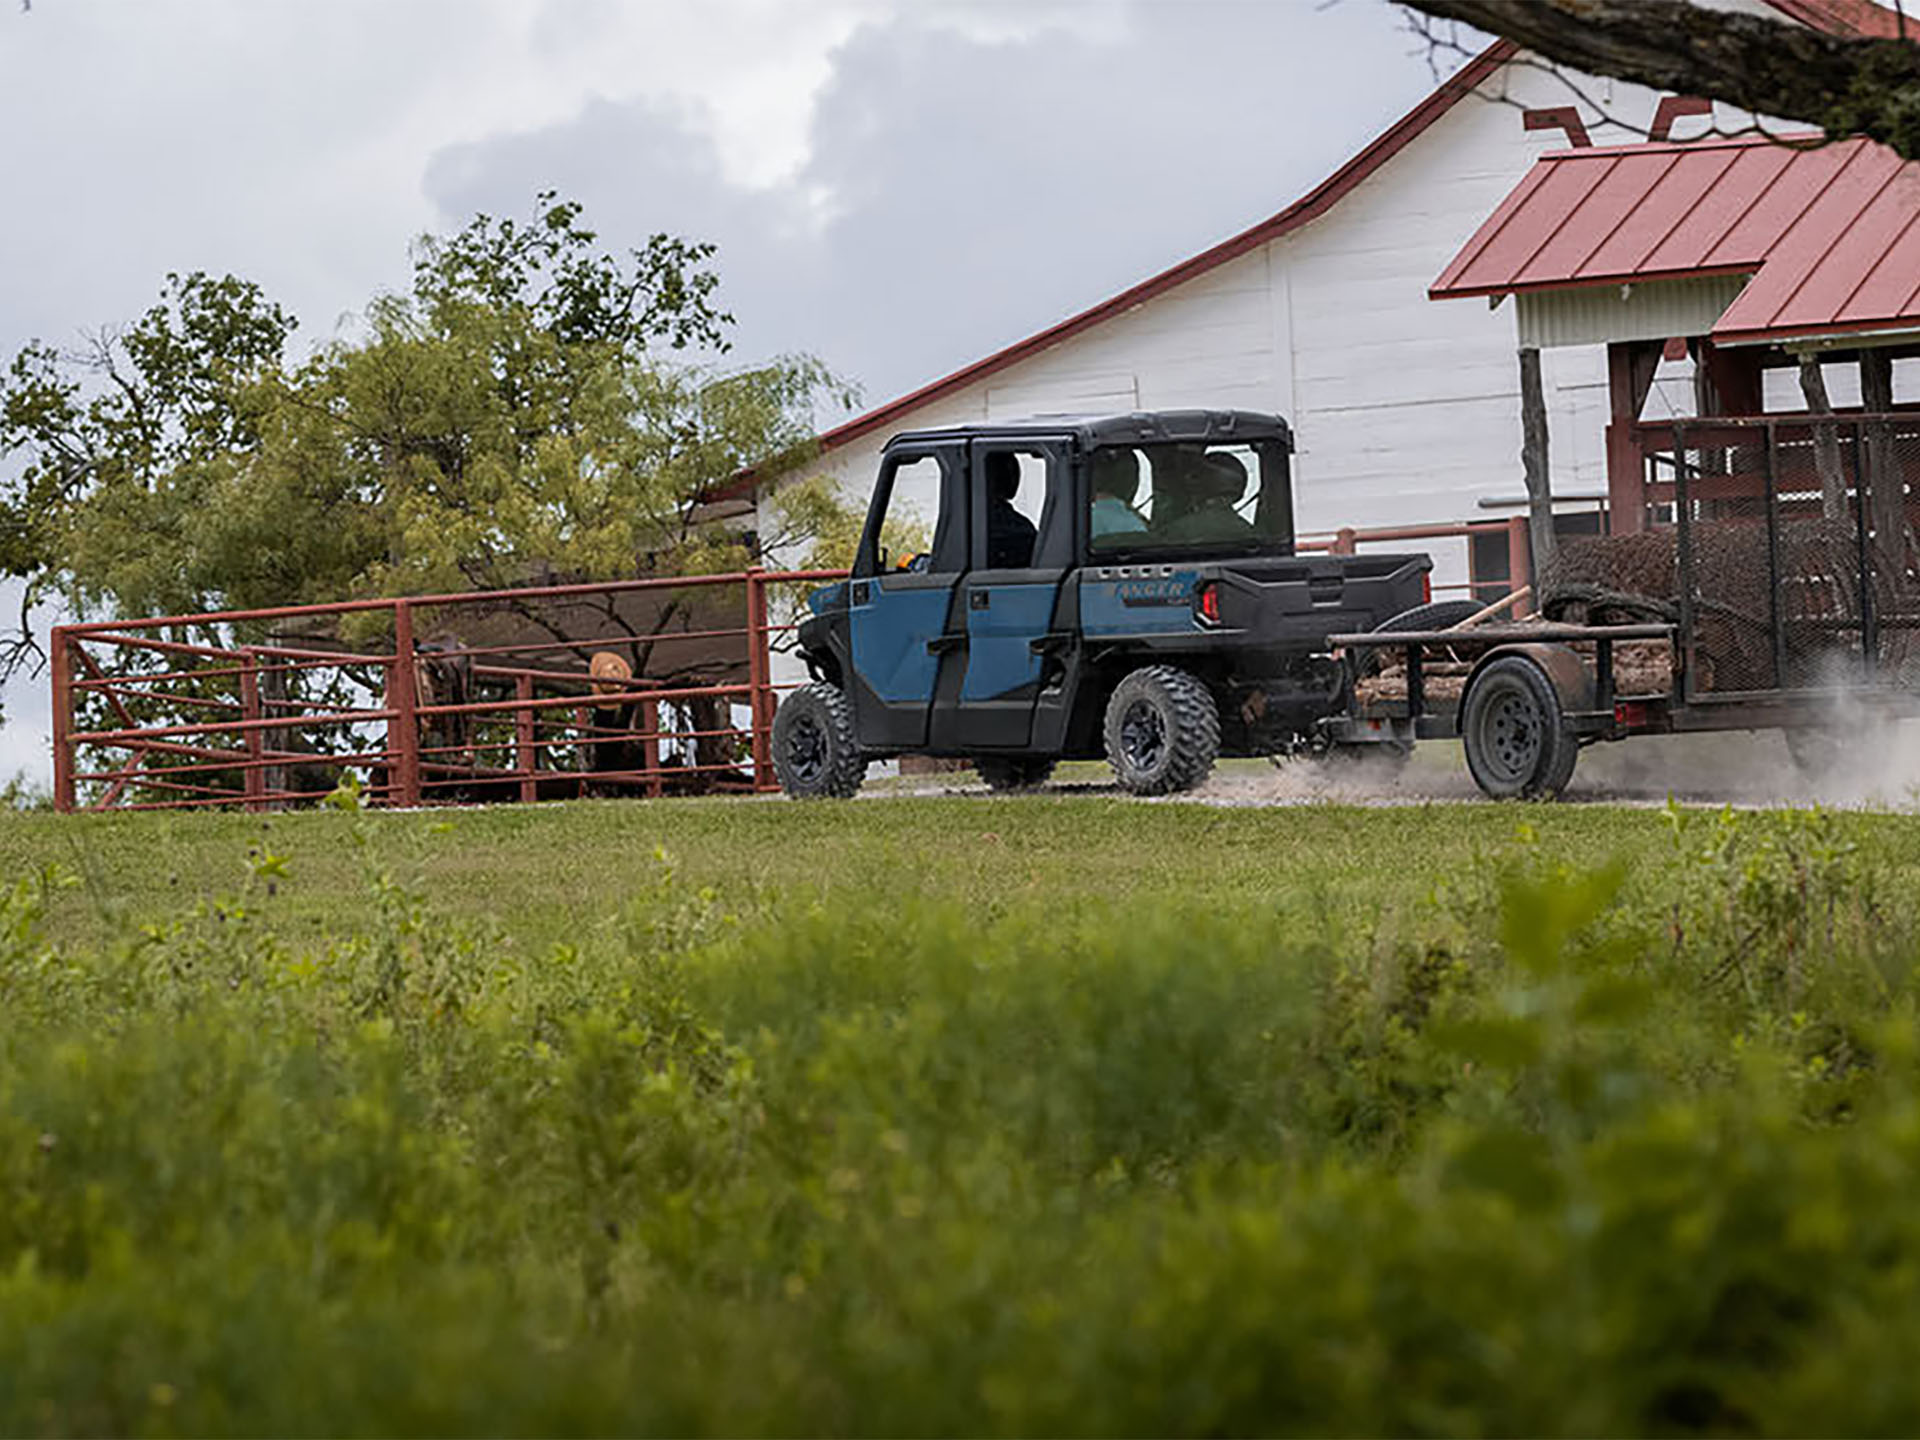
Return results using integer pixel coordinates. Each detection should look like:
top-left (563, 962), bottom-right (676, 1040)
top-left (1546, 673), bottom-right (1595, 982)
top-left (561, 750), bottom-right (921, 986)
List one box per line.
top-left (1087, 440), bottom-right (1292, 558)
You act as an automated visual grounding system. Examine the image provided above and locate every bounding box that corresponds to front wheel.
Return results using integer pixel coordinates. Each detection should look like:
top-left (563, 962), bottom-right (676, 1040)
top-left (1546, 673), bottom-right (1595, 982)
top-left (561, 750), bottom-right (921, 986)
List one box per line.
top-left (771, 682), bottom-right (867, 799)
top-left (1103, 665), bottom-right (1220, 795)
top-left (1461, 656), bottom-right (1576, 800)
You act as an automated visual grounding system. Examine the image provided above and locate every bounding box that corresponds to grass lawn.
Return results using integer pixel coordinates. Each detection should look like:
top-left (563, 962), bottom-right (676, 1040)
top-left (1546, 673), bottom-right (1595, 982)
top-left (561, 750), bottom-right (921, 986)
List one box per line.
top-left (0, 788), bottom-right (1877, 954)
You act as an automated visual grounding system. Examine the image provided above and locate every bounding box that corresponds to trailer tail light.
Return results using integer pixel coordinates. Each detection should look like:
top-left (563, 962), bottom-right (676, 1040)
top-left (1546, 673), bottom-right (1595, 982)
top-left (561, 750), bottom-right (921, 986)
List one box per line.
top-left (1614, 700), bottom-right (1650, 730)
top-left (1196, 582), bottom-right (1222, 625)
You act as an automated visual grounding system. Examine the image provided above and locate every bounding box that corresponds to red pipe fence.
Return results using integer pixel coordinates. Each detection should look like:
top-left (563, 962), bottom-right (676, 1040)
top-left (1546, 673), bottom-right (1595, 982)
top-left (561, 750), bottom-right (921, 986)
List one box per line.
top-left (51, 568), bottom-right (844, 813)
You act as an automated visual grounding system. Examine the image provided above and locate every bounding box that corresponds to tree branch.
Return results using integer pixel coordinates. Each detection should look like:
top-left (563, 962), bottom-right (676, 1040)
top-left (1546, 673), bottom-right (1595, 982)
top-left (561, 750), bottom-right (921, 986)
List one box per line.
top-left (1401, 0), bottom-right (1920, 158)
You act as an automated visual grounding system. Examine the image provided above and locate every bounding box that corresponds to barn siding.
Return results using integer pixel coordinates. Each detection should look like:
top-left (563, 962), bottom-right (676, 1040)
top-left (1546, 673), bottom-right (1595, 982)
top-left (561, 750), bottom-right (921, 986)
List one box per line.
top-left (760, 49), bottom-right (1769, 597)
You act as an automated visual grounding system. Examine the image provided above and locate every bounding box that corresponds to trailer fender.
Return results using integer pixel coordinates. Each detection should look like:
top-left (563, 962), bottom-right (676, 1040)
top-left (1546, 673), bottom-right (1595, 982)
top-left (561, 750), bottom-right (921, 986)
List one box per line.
top-left (1462, 643), bottom-right (1592, 716)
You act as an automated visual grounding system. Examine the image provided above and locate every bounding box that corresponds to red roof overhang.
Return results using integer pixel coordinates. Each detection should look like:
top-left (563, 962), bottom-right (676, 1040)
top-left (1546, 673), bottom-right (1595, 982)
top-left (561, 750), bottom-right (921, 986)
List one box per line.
top-left (1432, 133), bottom-right (1920, 348)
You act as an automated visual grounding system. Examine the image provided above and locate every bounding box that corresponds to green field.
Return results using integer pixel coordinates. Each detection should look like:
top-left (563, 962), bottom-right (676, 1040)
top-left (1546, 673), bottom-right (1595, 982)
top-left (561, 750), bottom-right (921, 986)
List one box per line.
top-left (8, 792), bottom-right (1920, 1434)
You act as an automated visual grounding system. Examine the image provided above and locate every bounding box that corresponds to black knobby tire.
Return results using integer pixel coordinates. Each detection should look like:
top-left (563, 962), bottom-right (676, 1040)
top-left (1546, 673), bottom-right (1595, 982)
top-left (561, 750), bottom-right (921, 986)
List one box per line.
top-left (1461, 656), bottom-right (1577, 800)
top-left (1103, 665), bottom-right (1220, 795)
top-left (771, 682), bottom-right (867, 799)
top-left (974, 755), bottom-right (1057, 792)
top-left (1358, 598), bottom-right (1487, 676)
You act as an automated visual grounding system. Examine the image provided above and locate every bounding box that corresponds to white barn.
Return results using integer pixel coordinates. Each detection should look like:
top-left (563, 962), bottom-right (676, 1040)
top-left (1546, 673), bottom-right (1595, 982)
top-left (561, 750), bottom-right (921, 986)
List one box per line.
top-left (753, 0), bottom-right (1907, 596)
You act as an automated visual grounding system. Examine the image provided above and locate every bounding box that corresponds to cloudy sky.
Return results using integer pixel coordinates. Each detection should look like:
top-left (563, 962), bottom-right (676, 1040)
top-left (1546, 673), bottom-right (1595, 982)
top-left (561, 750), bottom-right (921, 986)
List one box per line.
top-left (0, 0), bottom-right (1476, 782)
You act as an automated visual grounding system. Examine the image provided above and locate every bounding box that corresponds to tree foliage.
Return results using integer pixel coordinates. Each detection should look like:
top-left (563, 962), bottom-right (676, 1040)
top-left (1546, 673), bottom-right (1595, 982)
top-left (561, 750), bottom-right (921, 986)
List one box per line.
top-left (0, 193), bottom-right (856, 659)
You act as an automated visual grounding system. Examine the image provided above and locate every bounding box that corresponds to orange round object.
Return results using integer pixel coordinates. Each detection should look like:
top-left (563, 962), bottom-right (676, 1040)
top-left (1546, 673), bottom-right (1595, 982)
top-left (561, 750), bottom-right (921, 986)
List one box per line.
top-left (589, 650), bottom-right (633, 695)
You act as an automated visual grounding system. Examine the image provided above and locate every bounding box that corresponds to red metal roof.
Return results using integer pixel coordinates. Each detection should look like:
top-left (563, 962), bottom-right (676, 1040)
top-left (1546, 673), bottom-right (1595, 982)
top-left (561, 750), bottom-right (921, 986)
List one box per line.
top-left (1432, 134), bottom-right (1920, 345)
top-left (1766, 0), bottom-right (1914, 37)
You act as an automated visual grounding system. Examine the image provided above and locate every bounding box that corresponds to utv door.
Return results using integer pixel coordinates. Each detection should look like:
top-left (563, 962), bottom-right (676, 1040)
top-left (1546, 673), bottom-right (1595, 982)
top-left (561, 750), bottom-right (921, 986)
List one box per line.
top-left (950, 440), bottom-right (1073, 750)
top-left (847, 446), bottom-right (966, 751)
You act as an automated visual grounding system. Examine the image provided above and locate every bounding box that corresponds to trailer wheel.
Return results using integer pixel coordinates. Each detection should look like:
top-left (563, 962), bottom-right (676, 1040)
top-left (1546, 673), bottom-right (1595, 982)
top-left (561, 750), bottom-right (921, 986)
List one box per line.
top-left (974, 756), bottom-right (1057, 792)
top-left (1462, 656), bottom-right (1576, 800)
top-left (772, 682), bottom-right (867, 799)
top-left (1104, 665), bottom-right (1220, 795)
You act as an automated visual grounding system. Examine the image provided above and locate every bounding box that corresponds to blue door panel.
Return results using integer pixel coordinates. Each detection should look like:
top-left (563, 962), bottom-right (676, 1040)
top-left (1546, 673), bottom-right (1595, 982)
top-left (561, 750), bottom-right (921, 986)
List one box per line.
top-left (851, 585), bottom-right (952, 704)
top-left (962, 583), bottom-right (1059, 701)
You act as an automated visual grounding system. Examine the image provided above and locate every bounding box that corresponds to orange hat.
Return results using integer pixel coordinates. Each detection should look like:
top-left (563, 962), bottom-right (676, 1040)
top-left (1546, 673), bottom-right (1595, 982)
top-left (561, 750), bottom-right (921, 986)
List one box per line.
top-left (589, 651), bottom-right (633, 695)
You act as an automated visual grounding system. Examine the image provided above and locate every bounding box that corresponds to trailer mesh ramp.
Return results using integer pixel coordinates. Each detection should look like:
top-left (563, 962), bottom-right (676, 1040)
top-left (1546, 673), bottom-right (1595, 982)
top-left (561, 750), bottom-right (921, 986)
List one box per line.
top-left (1547, 423), bottom-right (1920, 694)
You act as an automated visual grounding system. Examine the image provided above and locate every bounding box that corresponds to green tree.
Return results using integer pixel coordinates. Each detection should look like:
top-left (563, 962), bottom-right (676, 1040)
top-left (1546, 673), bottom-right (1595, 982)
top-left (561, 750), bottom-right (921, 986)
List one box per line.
top-left (0, 193), bottom-right (856, 665)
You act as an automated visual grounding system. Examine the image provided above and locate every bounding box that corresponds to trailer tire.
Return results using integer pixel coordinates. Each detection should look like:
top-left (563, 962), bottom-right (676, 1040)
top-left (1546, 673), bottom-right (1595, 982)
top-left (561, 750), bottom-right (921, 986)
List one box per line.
top-left (1462, 656), bottom-right (1576, 800)
top-left (772, 682), bottom-right (867, 799)
top-left (1104, 665), bottom-right (1220, 795)
top-left (974, 755), bottom-right (1057, 792)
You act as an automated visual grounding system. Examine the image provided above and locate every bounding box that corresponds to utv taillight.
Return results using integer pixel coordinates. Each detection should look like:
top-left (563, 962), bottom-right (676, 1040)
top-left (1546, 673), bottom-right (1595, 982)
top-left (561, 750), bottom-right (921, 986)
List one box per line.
top-left (1422, 572), bottom-right (1433, 605)
top-left (1197, 582), bottom-right (1222, 625)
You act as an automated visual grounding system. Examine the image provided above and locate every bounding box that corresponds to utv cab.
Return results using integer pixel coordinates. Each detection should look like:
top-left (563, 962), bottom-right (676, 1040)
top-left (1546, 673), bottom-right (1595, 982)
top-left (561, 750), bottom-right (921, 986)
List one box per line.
top-left (774, 410), bottom-right (1431, 797)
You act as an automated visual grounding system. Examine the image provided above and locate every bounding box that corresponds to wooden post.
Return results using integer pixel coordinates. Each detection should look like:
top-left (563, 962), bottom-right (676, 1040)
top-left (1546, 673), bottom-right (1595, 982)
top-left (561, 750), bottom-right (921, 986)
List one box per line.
top-left (50, 627), bottom-right (73, 813)
top-left (259, 647), bottom-right (289, 803)
top-left (744, 568), bottom-right (775, 791)
top-left (240, 650), bottom-right (265, 812)
top-left (1519, 347), bottom-right (1555, 581)
top-left (1605, 340), bottom-right (1661, 536)
top-left (641, 698), bottom-right (663, 798)
top-left (1799, 356), bottom-right (1847, 520)
top-left (1862, 349), bottom-right (1901, 554)
top-left (516, 672), bottom-right (537, 804)
top-left (387, 601), bottom-right (421, 807)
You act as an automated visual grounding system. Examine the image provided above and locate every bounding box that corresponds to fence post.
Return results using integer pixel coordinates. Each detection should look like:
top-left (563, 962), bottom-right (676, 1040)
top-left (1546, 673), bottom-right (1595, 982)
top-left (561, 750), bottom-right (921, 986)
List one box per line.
top-left (1506, 515), bottom-right (1533, 615)
top-left (745, 568), bottom-right (776, 791)
top-left (1331, 527), bottom-right (1357, 556)
top-left (240, 649), bottom-right (265, 812)
top-left (642, 698), bottom-right (663, 798)
top-left (50, 627), bottom-right (74, 813)
top-left (388, 601), bottom-right (421, 807)
top-left (516, 672), bottom-right (537, 805)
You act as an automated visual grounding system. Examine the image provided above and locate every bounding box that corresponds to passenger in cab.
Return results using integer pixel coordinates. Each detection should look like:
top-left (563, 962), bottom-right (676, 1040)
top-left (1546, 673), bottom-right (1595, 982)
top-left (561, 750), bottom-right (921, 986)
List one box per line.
top-left (1090, 448), bottom-right (1149, 541)
top-left (984, 451), bottom-right (1039, 568)
top-left (1158, 452), bottom-right (1257, 545)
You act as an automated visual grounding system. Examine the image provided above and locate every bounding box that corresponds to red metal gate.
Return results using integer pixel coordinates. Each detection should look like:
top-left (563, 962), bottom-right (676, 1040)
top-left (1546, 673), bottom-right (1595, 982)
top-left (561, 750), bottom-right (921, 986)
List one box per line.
top-left (50, 568), bottom-right (843, 812)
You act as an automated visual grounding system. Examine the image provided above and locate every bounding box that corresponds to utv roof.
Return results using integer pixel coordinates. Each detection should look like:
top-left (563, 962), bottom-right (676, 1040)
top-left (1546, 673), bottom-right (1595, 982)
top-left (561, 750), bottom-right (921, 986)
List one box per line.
top-left (883, 409), bottom-right (1293, 450)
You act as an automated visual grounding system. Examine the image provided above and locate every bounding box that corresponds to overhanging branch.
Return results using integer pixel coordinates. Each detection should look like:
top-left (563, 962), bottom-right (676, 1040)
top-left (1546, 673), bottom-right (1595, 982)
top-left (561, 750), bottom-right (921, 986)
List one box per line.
top-left (1401, 0), bottom-right (1920, 158)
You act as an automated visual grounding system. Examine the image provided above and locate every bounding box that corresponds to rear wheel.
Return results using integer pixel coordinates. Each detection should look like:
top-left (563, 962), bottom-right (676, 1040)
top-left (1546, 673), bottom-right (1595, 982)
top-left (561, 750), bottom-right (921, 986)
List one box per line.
top-left (974, 755), bottom-right (1057, 792)
top-left (1104, 665), bottom-right (1220, 795)
top-left (772, 682), bottom-right (867, 799)
top-left (1461, 656), bottom-right (1576, 800)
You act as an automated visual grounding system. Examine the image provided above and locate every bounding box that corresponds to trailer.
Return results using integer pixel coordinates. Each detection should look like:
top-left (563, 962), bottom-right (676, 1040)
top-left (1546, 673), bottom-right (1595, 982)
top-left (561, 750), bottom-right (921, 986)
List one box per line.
top-left (1325, 414), bottom-right (1920, 799)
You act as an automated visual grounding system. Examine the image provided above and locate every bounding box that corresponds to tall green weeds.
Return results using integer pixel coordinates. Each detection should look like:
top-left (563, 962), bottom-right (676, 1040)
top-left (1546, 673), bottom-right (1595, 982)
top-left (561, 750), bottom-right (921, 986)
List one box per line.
top-left (3, 802), bottom-right (1920, 1433)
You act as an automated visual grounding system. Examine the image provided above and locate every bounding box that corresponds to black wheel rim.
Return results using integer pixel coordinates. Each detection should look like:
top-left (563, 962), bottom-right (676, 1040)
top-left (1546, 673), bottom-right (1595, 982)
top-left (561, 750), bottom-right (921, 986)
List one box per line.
top-left (1476, 682), bottom-right (1541, 784)
top-left (1120, 698), bottom-right (1167, 774)
top-left (785, 715), bottom-right (829, 783)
